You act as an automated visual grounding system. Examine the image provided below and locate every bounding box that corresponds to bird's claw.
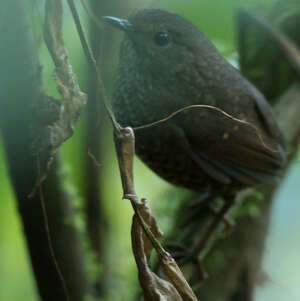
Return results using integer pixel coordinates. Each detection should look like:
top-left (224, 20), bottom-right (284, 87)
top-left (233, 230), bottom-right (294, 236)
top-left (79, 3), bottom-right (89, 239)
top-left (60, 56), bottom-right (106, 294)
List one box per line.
top-left (166, 243), bottom-right (208, 283)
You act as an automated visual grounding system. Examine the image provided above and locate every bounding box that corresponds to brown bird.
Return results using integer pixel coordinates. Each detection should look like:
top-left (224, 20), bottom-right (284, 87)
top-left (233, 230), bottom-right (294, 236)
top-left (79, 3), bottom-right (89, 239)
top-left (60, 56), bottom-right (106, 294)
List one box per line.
top-left (103, 9), bottom-right (286, 257)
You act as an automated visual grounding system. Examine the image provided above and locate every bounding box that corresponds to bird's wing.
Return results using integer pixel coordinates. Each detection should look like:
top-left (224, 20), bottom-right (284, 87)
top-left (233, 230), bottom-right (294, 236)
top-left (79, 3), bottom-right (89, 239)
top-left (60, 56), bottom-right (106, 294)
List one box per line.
top-left (176, 100), bottom-right (285, 186)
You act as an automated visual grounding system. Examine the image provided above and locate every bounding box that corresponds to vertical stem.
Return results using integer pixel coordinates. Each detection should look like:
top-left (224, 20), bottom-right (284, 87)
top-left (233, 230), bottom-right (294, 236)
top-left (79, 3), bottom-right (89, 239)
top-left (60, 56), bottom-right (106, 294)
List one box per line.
top-left (0, 2), bottom-right (90, 300)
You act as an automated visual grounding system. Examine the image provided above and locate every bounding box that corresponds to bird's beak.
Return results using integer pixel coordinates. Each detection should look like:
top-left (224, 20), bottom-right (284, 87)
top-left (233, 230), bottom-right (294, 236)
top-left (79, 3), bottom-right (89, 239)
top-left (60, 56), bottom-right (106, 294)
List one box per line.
top-left (102, 16), bottom-right (133, 32)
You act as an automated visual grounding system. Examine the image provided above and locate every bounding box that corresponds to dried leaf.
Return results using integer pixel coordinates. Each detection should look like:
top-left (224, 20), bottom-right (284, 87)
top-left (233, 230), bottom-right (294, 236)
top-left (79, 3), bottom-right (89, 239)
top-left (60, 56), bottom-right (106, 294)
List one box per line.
top-left (131, 202), bottom-right (183, 301)
top-left (31, 0), bottom-right (86, 192)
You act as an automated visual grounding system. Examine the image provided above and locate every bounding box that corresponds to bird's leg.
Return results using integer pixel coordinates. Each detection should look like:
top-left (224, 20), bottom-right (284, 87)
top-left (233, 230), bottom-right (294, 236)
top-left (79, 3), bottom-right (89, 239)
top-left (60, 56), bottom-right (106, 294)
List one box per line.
top-left (179, 192), bottom-right (212, 228)
top-left (172, 195), bottom-right (235, 283)
top-left (201, 202), bottom-right (235, 235)
top-left (162, 193), bottom-right (236, 283)
top-left (180, 193), bottom-right (234, 233)
top-left (165, 193), bottom-right (214, 263)
top-left (171, 246), bottom-right (208, 283)
top-left (161, 194), bottom-right (214, 282)
top-left (156, 242), bottom-right (208, 282)
top-left (191, 194), bottom-right (235, 258)
top-left (187, 193), bottom-right (211, 209)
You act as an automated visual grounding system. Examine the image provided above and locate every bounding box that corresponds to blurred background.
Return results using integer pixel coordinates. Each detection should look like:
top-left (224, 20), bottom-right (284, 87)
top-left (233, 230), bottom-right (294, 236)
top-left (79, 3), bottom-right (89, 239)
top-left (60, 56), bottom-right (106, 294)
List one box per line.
top-left (0, 0), bottom-right (299, 300)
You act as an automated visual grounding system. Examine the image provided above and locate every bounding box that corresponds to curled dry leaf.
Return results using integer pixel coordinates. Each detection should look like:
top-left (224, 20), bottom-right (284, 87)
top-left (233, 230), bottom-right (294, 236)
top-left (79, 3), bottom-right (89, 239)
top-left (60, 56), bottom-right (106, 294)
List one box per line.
top-left (131, 201), bottom-right (183, 301)
top-left (31, 0), bottom-right (87, 191)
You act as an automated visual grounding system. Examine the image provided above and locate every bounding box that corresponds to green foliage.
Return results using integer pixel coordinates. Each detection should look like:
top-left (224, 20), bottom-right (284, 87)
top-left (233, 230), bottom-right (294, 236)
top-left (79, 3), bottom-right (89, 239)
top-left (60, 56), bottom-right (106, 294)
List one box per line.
top-left (0, 142), bottom-right (37, 301)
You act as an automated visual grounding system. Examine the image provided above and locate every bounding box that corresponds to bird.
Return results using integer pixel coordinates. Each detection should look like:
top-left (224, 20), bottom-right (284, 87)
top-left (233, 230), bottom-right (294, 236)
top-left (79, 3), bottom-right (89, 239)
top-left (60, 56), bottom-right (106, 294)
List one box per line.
top-left (103, 9), bottom-right (285, 193)
top-left (102, 9), bottom-right (286, 258)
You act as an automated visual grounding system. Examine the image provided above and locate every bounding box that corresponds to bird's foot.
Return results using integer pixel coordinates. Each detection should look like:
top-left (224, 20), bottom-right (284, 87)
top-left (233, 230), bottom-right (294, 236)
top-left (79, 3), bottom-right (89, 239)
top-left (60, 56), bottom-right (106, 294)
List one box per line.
top-left (165, 242), bottom-right (208, 283)
top-left (166, 196), bottom-right (236, 283)
top-left (191, 195), bottom-right (236, 259)
top-left (180, 193), bottom-right (235, 236)
top-left (179, 193), bottom-right (214, 228)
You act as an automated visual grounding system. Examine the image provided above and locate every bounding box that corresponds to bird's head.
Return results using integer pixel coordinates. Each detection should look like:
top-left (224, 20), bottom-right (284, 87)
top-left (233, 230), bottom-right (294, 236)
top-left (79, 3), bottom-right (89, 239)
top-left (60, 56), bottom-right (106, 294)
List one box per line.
top-left (103, 9), bottom-right (219, 74)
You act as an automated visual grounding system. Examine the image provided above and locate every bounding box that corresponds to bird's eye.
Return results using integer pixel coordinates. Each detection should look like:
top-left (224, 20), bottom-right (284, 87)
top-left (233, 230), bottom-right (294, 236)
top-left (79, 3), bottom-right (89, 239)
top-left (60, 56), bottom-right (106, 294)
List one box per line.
top-left (153, 32), bottom-right (170, 47)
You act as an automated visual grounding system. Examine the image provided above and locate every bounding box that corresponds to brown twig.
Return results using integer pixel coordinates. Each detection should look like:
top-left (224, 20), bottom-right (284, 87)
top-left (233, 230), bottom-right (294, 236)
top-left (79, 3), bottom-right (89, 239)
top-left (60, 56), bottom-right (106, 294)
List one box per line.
top-left (80, 0), bottom-right (105, 32)
top-left (66, 0), bottom-right (119, 131)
